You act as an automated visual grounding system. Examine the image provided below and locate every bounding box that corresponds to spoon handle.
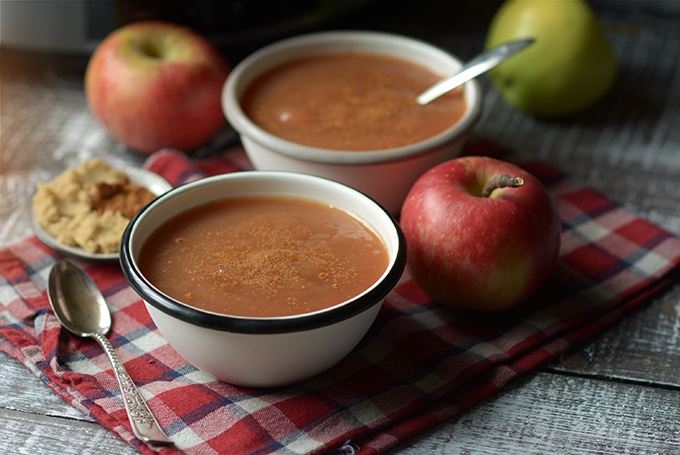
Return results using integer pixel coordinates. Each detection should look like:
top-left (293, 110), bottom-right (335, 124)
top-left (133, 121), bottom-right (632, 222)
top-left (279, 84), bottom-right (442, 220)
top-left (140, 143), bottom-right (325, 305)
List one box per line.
top-left (417, 38), bottom-right (535, 105)
top-left (92, 332), bottom-right (173, 445)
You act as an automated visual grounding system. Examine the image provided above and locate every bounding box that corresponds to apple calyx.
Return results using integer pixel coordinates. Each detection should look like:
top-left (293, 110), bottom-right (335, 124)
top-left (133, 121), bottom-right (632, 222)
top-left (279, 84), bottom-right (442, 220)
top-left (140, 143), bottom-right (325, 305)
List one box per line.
top-left (135, 39), bottom-right (164, 60)
top-left (481, 174), bottom-right (525, 197)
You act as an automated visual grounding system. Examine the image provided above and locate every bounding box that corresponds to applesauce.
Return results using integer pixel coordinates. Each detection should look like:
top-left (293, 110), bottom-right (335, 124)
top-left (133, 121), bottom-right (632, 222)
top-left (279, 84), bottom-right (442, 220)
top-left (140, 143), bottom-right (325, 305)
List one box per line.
top-left (137, 196), bottom-right (389, 317)
top-left (241, 52), bottom-right (466, 151)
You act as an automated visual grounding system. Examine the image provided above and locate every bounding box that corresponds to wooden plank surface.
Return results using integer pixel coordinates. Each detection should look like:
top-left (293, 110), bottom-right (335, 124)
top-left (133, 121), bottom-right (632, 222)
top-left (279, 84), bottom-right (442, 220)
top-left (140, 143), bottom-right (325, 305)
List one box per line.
top-left (0, 353), bottom-right (84, 419)
top-left (0, 408), bottom-right (137, 455)
top-left (4, 347), bottom-right (680, 455)
top-left (548, 292), bottom-right (680, 387)
top-left (386, 371), bottom-right (680, 455)
top-left (0, 352), bottom-right (138, 455)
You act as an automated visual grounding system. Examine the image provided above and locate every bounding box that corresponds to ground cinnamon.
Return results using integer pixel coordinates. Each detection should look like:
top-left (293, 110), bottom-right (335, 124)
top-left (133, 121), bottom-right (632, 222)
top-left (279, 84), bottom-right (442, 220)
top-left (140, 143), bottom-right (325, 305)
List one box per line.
top-left (90, 181), bottom-right (157, 219)
top-left (185, 217), bottom-right (359, 312)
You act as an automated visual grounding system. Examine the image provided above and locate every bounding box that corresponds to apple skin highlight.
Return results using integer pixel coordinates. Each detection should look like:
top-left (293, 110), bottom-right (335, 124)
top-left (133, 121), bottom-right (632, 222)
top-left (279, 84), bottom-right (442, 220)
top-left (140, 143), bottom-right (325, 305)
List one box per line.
top-left (400, 156), bottom-right (561, 311)
top-left (85, 20), bottom-right (231, 154)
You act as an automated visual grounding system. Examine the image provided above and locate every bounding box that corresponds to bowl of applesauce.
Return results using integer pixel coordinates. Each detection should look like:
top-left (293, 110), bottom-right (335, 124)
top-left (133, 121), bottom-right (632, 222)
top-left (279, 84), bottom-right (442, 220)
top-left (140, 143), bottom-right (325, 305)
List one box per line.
top-left (120, 171), bottom-right (406, 387)
top-left (222, 30), bottom-right (483, 214)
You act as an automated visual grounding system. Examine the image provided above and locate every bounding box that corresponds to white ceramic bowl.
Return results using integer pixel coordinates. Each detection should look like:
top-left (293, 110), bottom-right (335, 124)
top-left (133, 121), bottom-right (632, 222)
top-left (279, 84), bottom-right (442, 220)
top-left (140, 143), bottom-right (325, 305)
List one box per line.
top-left (222, 30), bottom-right (483, 214)
top-left (120, 171), bottom-right (406, 388)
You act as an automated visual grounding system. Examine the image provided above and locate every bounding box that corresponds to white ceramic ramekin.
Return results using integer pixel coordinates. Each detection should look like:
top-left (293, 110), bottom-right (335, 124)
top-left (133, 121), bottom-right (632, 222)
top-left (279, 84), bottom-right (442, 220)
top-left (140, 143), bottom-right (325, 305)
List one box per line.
top-left (222, 30), bottom-right (483, 214)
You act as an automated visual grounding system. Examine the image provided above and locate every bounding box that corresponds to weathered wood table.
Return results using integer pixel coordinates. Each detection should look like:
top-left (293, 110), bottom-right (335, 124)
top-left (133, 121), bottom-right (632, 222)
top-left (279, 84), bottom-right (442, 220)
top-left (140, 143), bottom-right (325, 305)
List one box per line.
top-left (2, 2), bottom-right (680, 454)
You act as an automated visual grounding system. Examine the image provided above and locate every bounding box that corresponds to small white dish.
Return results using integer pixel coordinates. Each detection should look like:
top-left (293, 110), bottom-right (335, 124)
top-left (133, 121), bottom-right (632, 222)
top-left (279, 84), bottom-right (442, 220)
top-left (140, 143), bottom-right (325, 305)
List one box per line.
top-left (31, 167), bottom-right (172, 261)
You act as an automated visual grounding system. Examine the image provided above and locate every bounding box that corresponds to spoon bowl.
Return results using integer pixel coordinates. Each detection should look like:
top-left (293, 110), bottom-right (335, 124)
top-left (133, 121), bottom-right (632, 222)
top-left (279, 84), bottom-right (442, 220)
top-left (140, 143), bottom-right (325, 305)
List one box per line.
top-left (48, 260), bottom-right (111, 337)
top-left (48, 260), bottom-right (172, 446)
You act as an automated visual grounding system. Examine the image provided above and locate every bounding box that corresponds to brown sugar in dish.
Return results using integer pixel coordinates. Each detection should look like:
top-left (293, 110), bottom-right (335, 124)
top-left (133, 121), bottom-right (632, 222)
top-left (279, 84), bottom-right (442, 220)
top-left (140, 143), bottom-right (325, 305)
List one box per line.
top-left (33, 158), bottom-right (158, 254)
top-left (137, 196), bottom-right (389, 318)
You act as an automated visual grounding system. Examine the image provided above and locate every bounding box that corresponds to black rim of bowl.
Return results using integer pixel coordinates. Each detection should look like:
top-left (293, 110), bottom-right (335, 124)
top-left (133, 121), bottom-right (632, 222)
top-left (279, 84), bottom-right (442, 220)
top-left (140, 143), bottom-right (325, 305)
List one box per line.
top-left (119, 175), bottom-right (407, 335)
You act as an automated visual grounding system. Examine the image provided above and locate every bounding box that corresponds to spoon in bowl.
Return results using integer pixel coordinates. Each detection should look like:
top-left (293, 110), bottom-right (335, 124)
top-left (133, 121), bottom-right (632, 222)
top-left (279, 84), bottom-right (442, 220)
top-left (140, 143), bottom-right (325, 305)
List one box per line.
top-left (417, 38), bottom-right (536, 105)
top-left (47, 259), bottom-right (173, 446)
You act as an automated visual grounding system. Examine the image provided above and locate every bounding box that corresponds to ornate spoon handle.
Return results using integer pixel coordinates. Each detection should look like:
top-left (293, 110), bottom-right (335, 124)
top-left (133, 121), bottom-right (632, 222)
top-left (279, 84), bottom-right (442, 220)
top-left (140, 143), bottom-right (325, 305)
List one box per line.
top-left (92, 332), bottom-right (173, 445)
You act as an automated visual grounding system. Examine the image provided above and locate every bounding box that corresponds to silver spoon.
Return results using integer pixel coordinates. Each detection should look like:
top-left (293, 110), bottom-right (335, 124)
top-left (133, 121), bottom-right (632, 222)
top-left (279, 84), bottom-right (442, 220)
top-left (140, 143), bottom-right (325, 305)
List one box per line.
top-left (417, 38), bottom-right (536, 105)
top-left (47, 259), bottom-right (173, 446)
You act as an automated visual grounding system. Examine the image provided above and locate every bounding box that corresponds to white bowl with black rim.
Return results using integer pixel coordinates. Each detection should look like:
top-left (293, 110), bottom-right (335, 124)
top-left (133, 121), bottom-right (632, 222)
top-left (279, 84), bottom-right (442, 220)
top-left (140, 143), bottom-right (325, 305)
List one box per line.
top-left (120, 171), bottom-right (406, 387)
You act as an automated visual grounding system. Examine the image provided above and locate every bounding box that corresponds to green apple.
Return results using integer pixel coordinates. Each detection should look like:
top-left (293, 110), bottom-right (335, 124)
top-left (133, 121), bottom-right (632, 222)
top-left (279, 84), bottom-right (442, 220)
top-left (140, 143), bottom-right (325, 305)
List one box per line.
top-left (485, 0), bottom-right (618, 117)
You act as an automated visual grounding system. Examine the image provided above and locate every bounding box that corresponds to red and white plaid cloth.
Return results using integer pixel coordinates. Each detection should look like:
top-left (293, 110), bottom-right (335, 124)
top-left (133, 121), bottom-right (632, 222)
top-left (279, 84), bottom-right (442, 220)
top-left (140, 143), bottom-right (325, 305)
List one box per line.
top-left (2, 139), bottom-right (680, 455)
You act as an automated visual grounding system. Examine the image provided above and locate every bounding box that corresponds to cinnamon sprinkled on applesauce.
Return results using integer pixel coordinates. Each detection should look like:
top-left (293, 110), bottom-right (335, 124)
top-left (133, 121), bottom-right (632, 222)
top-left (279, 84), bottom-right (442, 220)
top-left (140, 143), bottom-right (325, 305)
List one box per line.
top-left (137, 196), bottom-right (389, 317)
top-left (241, 52), bottom-right (467, 151)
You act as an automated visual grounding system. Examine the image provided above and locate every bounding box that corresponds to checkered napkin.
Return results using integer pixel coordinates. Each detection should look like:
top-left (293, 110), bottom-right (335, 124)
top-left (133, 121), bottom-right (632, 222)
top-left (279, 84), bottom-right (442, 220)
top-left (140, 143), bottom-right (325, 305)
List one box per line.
top-left (2, 139), bottom-right (680, 455)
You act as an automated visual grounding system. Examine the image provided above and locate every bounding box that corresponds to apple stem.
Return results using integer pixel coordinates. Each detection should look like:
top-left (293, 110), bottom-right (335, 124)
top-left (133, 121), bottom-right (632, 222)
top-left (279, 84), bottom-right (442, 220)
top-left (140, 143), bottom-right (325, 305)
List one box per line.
top-left (481, 174), bottom-right (525, 197)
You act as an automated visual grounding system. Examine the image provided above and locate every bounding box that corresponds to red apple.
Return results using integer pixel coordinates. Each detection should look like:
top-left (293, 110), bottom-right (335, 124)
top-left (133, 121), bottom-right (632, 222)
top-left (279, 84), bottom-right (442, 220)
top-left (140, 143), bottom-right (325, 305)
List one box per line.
top-left (85, 20), bottom-right (230, 154)
top-left (400, 156), bottom-right (561, 311)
